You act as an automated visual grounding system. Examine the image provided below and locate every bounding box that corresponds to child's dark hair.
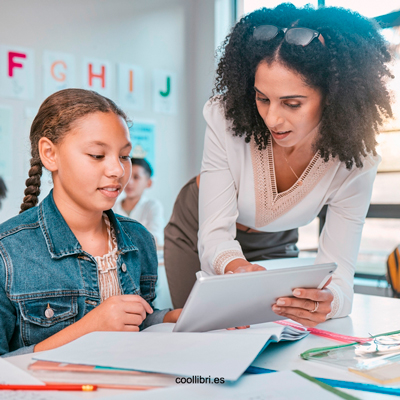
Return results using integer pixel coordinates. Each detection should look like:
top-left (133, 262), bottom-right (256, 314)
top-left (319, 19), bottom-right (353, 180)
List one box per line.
top-left (20, 88), bottom-right (130, 213)
top-left (214, 3), bottom-right (393, 169)
top-left (0, 177), bottom-right (7, 209)
top-left (131, 158), bottom-right (153, 177)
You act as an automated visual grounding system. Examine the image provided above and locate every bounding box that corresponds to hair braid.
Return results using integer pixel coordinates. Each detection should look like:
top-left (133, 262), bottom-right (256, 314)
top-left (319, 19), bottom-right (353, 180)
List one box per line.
top-left (20, 158), bottom-right (43, 213)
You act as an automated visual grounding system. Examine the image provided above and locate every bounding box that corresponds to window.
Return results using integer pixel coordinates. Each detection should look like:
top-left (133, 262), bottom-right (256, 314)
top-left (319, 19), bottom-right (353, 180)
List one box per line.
top-left (323, 1), bottom-right (398, 18)
top-left (239, 0), bottom-right (318, 17)
top-left (239, 0), bottom-right (398, 18)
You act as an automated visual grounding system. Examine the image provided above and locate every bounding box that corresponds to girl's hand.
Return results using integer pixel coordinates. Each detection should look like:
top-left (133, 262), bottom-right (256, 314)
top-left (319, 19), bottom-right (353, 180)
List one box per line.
top-left (163, 308), bottom-right (182, 323)
top-left (84, 295), bottom-right (153, 332)
top-left (272, 278), bottom-right (334, 328)
top-left (34, 295), bottom-right (153, 352)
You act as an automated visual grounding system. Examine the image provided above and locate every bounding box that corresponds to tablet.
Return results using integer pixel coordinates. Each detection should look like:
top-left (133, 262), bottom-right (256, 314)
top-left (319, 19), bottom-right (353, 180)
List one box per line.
top-left (173, 261), bottom-right (337, 332)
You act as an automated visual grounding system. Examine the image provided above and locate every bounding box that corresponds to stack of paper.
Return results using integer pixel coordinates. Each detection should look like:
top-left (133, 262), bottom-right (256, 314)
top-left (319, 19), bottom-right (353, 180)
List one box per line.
top-left (28, 360), bottom-right (179, 389)
top-left (0, 358), bottom-right (79, 400)
top-left (0, 358), bottom-right (44, 386)
top-left (33, 322), bottom-right (308, 382)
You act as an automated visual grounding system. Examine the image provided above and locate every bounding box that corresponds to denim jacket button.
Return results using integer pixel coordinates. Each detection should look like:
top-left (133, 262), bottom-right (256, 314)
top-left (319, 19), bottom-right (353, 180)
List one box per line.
top-left (121, 263), bottom-right (127, 272)
top-left (45, 306), bottom-right (54, 319)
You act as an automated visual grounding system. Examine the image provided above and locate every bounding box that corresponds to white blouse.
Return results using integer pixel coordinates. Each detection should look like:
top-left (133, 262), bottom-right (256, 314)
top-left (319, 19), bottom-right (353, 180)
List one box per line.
top-left (198, 99), bottom-right (380, 319)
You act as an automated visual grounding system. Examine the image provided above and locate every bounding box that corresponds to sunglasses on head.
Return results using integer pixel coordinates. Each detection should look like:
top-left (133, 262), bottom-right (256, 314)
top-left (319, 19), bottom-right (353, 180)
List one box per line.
top-left (253, 25), bottom-right (325, 47)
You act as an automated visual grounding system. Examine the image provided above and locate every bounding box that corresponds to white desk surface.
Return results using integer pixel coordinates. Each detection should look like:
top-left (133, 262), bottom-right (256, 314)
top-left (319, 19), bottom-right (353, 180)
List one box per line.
top-left (6, 293), bottom-right (400, 399)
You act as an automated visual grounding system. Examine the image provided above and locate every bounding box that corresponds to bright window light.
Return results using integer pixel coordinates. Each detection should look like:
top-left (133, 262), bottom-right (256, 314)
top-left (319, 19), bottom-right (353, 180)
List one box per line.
top-left (242, 0), bottom-right (399, 18)
top-left (324, 0), bottom-right (399, 18)
top-left (242, 0), bottom-right (318, 16)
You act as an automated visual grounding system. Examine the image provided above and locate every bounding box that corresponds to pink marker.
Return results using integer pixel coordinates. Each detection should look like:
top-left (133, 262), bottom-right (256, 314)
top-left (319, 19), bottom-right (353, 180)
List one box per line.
top-left (275, 320), bottom-right (371, 343)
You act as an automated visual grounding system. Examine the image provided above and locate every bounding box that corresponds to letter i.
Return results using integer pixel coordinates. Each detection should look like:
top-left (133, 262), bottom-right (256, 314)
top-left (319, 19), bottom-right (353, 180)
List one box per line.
top-left (129, 70), bottom-right (134, 93)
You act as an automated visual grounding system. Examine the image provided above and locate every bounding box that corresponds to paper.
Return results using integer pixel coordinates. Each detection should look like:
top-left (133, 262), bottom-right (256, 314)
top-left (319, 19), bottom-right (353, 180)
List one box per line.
top-left (152, 69), bottom-right (177, 114)
top-left (34, 331), bottom-right (269, 381)
top-left (0, 358), bottom-right (43, 385)
top-left (144, 321), bottom-right (308, 342)
top-left (0, 392), bottom-right (79, 400)
top-left (117, 64), bottom-right (145, 110)
top-left (43, 51), bottom-right (76, 98)
top-left (82, 58), bottom-right (112, 97)
top-left (100, 371), bottom-right (350, 400)
top-left (145, 322), bottom-right (310, 348)
top-left (0, 45), bottom-right (35, 100)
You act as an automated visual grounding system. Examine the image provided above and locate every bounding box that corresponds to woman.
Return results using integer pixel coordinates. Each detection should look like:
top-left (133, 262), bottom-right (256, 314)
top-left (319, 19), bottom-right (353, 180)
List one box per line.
top-left (165, 4), bottom-right (393, 326)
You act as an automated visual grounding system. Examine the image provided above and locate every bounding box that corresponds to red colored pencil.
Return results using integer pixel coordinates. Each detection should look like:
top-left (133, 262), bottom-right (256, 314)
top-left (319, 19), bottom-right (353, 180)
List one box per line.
top-left (0, 384), bottom-right (97, 391)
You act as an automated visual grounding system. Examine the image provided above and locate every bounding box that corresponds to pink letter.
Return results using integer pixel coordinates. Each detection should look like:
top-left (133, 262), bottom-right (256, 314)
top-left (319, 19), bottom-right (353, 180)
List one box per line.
top-left (129, 70), bottom-right (134, 92)
top-left (88, 64), bottom-right (105, 88)
top-left (51, 60), bottom-right (67, 82)
top-left (8, 52), bottom-right (27, 77)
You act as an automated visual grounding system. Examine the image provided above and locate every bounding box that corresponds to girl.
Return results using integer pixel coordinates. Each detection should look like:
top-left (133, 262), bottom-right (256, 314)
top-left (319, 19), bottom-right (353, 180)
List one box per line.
top-left (0, 89), bottom-right (180, 357)
top-left (165, 4), bottom-right (393, 326)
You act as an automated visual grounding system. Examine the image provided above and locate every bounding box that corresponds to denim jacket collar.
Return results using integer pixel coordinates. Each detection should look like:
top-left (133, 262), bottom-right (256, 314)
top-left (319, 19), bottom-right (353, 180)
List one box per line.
top-left (39, 191), bottom-right (138, 259)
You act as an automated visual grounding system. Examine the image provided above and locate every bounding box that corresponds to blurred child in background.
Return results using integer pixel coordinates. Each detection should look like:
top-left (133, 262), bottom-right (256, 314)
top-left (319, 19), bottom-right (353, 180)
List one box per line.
top-left (113, 158), bottom-right (164, 246)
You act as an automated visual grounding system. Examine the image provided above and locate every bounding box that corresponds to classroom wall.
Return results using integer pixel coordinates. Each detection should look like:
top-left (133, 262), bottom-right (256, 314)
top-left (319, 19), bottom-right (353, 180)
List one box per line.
top-left (0, 0), bottom-right (217, 223)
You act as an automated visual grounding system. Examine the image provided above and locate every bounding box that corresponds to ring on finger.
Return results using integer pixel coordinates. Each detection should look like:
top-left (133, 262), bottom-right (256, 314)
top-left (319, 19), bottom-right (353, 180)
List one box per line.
top-left (310, 301), bottom-right (319, 313)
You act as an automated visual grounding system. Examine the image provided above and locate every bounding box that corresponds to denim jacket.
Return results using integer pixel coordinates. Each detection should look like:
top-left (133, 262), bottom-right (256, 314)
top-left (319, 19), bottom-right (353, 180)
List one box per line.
top-left (0, 191), bottom-right (169, 357)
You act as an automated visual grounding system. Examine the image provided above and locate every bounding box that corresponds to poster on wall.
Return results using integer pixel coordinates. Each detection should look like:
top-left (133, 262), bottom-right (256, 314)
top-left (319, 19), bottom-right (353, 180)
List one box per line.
top-left (129, 121), bottom-right (156, 176)
top-left (82, 58), bottom-right (112, 97)
top-left (0, 106), bottom-right (13, 179)
top-left (0, 45), bottom-right (35, 100)
top-left (152, 70), bottom-right (177, 115)
top-left (117, 64), bottom-right (145, 111)
top-left (43, 51), bottom-right (76, 98)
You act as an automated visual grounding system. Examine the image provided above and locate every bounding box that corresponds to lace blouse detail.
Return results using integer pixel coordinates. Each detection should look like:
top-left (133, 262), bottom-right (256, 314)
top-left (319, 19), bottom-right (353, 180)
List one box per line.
top-left (94, 214), bottom-right (121, 302)
top-left (213, 249), bottom-right (246, 275)
top-left (251, 136), bottom-right (335, 228)
top-left (326, 285), bottom-right (340, 319)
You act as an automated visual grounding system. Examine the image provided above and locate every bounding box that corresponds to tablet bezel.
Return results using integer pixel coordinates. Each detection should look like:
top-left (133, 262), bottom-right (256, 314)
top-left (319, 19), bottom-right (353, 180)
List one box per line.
top-left (173, 262), bottom-right (337, 332)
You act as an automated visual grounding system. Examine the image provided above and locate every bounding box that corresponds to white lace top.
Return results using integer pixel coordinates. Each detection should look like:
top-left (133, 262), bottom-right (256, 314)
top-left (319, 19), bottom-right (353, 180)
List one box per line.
top-left (94, 214), bottom-right (121, 302)
top-left (198, 98), bottom-right (380, 319)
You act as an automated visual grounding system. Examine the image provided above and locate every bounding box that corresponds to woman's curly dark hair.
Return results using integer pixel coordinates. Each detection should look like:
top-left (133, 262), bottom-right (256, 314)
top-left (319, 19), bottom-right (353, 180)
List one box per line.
top-left (214, 3), bottom-right (393, 169)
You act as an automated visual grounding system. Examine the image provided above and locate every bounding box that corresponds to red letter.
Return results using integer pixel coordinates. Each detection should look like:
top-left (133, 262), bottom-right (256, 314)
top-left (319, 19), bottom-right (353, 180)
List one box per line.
top-left (88, 64), bottom-right (105, 88)
top-left (8, 52), bottom-right (26, 77)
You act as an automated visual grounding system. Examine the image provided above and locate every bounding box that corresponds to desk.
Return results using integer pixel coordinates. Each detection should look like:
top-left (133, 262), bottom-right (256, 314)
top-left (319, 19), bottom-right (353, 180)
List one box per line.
top-left (6, 294), bottom-right (400, 399)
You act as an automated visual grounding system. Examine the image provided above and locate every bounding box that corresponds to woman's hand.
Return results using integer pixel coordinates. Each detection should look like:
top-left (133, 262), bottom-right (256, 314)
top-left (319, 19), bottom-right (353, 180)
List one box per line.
top-left (225, 259), bottom-right (266, 274)
top-left (163, 309), bottom-right (182, 323)
top-left (272, 278), bottom-right (333, 328)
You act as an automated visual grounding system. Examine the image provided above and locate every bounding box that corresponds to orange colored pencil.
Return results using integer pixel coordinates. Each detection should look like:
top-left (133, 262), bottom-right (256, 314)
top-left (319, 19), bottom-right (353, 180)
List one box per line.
top-left (0, 384), bottom-right (97, 391)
